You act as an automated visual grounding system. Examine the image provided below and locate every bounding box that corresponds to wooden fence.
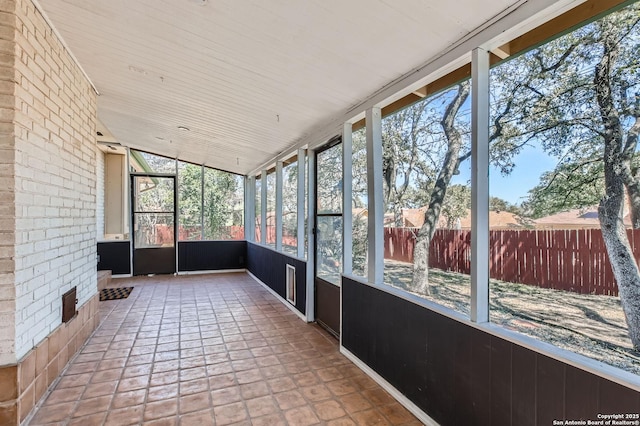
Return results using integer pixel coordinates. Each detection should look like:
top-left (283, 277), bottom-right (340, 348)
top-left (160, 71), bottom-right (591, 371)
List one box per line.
top-left (383, 227), bottom-right (640, 296)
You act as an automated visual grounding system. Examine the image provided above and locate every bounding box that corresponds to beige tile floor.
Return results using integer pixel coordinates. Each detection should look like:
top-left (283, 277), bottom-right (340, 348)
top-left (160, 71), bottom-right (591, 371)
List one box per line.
top-left (26, 273), bottom-right (422, 426)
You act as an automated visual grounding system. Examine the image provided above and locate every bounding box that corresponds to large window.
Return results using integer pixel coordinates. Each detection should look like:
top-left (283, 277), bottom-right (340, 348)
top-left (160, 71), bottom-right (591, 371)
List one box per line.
top-left (351, 128), bottom-right (368, 278)
top-left (203, 168), bottom-right (244, 240)
top-left (178, 162), bottom-right (202, 240)
top-left (255, 176), bottom-right (262, 243)
top-left (282, 159), bottom-right (298, 256)
top-left (380, 83), bottom-right (472, 314)
top-left (266, 171), bottom-right (276, 247)
top-left (487, 2), bottom-right (640, 375)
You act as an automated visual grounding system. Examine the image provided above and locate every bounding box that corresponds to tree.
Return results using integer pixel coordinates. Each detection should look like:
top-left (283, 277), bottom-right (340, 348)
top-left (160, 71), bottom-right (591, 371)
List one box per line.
top-left (489, 3), bottom-right (640, 348)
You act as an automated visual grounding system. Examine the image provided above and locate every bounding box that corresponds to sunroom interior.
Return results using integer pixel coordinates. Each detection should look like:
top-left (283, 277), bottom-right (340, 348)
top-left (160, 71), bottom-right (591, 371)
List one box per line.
top-left (1, 0), bottom-right (640, 424)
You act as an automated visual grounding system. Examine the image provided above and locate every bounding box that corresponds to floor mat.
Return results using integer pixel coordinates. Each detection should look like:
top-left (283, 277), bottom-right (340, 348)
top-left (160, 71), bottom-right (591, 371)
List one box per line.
top-left (99, 287), bottom-right (133, 301)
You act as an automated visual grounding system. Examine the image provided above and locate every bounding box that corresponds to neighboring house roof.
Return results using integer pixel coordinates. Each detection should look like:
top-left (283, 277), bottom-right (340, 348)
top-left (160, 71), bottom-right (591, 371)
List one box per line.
top-left (401, 208), bottom-right (523, 229)
top-left (533, 207), bottom-right (632, 229)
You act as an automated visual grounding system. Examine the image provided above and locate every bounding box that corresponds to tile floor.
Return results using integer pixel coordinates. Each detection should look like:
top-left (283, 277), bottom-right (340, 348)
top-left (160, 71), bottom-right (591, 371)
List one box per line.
top-left (26, 273), bottom-right (421, 425)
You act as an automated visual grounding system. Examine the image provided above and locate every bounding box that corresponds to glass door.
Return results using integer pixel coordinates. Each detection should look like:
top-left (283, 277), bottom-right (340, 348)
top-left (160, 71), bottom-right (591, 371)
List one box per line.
top-left (131, 174), bottom-right (177, 275)
top-left (314, 140), bottom-right (342, 337)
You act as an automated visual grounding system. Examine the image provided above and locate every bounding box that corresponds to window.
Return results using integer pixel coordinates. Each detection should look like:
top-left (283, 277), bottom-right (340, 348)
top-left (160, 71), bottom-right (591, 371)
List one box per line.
top-left (202, 168), bottom-right (244, 240)
top-left (178, 161), bottom-right (202, 241)
top-left (380, 83), bottom-right (472, 314)
top-left (266, 171), bottom-right (276, 247)
top-left (282, 159), bottom-right (298, 256)
top-left (255, 176), bottom-right (262, 243)
top-left (351, 127), bottom-right (368, 278)
top-left (488, 2), bottom-right (640, 374)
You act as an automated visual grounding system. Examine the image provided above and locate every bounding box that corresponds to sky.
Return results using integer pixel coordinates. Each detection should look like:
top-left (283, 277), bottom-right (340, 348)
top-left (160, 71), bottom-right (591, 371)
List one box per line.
top-left (451, 144), bottom-right (557, 206)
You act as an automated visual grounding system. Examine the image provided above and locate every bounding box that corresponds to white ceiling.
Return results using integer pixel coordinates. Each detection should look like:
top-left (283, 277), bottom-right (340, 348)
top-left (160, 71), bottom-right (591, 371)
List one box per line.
top-left (39, 0), bottom-right (532, 174)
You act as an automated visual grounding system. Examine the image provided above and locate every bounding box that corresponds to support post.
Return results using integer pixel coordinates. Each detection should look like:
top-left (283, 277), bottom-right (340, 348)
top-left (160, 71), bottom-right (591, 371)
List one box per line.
top-left (343, 123), bottom-right (353, 276)
top-left (366, 107), bottom-right (383, 285)
top-left (297, 149), bottom-right (306, 259)
top-left (261, 170), bottom-right (267, 245)
top-left (276, 161), bottom-right (283, 251)
top-left (471, 47), bottom-right (490, 323)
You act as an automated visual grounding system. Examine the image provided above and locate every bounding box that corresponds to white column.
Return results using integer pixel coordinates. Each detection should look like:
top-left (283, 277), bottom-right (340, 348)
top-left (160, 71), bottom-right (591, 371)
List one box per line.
top-left (366, 108), bottom-right (383, 285)
top-left (245, 175), bottom-right (255, 242)
top-left (471, 47), bottom-right (490, 323)
top-left (201, 165), bottom-right (205, 240)
top-left (276, 161), bottom-right (283, 251)
top-left (306, 151), bottom-right (316, 322)
top-left (297, 149), bottom-right (306, 259)
top-left (261, 170), bottom-right (267, 245)
top-left (342, 123), bottom-right (353, 276)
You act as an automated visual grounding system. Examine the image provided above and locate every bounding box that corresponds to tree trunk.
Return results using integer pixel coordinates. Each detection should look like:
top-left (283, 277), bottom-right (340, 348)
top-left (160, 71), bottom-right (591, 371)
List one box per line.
top-left (412, 82), bottom-right (470, 294)
top-left (595, 22), bottom-right (640, 349)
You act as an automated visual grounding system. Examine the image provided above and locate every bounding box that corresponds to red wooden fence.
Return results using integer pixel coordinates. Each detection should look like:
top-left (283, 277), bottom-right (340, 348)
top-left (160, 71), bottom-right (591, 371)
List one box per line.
top-left (384, 227), bottom-right (640, 296)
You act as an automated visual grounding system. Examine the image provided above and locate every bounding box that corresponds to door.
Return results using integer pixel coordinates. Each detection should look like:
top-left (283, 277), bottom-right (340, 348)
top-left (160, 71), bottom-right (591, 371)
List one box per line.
top-left (131, 174), bottom-right (177, 275)
top-left (314, 140), bottom-right (342, 337)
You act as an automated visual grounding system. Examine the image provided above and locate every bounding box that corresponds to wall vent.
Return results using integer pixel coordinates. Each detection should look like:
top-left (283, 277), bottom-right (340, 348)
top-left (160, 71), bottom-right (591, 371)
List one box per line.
top-left (286, 264), bottom-right (296, 305)
top-left (62, 287), bottom-right (77, 323)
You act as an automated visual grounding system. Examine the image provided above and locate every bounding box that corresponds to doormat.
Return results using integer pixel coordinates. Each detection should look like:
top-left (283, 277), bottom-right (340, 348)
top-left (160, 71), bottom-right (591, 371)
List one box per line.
top-left (99, 287), bottom-right (134, 301)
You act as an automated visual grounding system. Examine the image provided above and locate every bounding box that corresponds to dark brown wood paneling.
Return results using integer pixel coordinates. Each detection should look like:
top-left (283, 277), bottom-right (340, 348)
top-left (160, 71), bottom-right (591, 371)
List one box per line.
top-left (565, 365), bottom-right (599, 420)
top-left (511, 344), bottom-right (536, 426)
top-left (490, 336), bottom-right (512, 425)
top-left (341, 276), bottom-right (640, 426)
top-left (178, 240), bottom-right (246, 271)
top-left (536, 356), bottom-right (565, 424)
top-left (316, 278), bottom-right (339, 337)
top-left (133, 247), bottom-right (176, 275)
top-left (97, 241), bottom-right (131, 275)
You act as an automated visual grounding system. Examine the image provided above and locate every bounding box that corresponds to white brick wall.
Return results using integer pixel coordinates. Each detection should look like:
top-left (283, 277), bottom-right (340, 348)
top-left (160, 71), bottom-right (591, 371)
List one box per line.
top-left (0, 0), bottom-right (17, 366)
top-left (96, 148), bottom-right (104, 240)
top-left (12, 0), bottom-right (97, 360)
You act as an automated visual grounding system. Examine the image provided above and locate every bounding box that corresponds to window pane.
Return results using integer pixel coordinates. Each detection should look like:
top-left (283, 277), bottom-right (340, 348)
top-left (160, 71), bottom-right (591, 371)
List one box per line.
top-left (488, 3), bottom-right (640, 375)
top-left (134, 213), bottom-right (174, 248)
top-left (134, 177), bottom-right (174, 213)
top-left (316, 215), bottom-right (342, 285)
top-left (317, 144), bottom-right (342, 215)
top-left (381, 83), bottom-right (472, 316)
top-left (266, 172), bottom-right (276, 247)
top-left (203, 168), bottom-right (244, 240)
top-left (351, 128), bottom-right (368, 278)
top-left (255, 177), bottom-right (262, 243)
top-left (283, 160), bottom-right (298, 256)
top-left (178, 162), bottom-right (202, 241)
top-left (130, 150), bottom-right (176, 173)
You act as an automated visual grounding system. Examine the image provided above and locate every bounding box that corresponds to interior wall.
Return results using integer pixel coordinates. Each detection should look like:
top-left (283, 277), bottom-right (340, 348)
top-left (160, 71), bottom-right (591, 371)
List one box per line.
top-left (12, 0), bottom-right (97, 360)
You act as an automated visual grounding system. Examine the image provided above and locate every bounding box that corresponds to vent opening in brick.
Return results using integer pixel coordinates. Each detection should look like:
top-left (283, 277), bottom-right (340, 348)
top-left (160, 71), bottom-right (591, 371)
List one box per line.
top-left (62, 287), bottom-right (77, 323)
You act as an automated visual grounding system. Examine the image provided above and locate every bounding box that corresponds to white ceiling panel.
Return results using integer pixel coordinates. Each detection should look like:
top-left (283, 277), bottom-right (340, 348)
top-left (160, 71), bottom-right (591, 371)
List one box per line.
top-left (39, 0), bottom-right (523, 174)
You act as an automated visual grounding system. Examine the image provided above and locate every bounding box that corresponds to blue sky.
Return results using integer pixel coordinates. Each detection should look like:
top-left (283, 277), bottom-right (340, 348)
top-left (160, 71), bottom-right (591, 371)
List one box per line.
top-left (452, 144), bottom-right (557, 205)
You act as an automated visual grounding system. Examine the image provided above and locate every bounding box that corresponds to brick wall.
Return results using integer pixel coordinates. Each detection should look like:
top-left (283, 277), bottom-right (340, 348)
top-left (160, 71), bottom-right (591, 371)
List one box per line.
top-left (0, 0), bottom-right (16, 366)
top-left (12, 0), bottom-right (97, 360)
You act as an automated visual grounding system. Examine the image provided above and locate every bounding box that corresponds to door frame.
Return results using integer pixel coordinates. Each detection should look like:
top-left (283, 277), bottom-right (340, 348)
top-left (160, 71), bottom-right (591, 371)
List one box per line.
top-left (313, 136), bottom-right (342, 337)
top-left (130, 173), bottom-right (178, 275)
